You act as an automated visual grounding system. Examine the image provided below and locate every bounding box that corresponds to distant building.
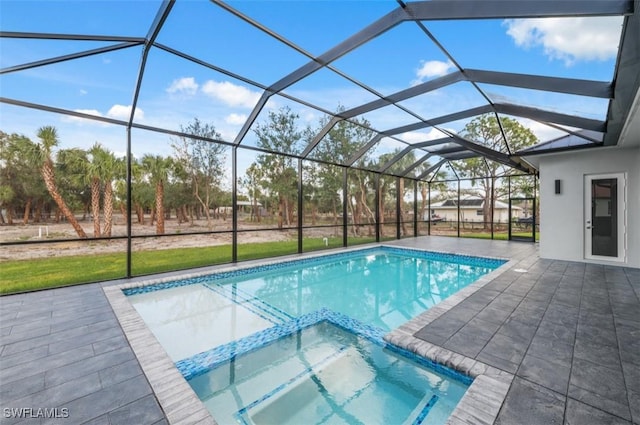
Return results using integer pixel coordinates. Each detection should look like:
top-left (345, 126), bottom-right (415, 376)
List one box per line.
top-left (218, 201), bottom-right (266, 216)
top-left (426, 196), bottom-right (521, 223)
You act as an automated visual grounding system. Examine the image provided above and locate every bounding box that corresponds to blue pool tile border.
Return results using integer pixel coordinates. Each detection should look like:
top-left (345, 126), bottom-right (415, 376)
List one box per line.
top-left (122, 246), bottom-right (506, 296)
top-left (176, 307), bottom-right (473, 388)
top-left (412, 395), bottom-right (440, 425)
top-left (380, 245), bottom-right (505, 268)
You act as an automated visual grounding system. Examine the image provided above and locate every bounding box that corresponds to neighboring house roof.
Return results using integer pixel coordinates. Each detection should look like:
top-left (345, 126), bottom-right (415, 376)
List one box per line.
top-left (431, 196), bottom-right (521, 210)
top-left (442, 199), bottom-right (483, 207)
top-left (229, 201), bottom-right (263, 206)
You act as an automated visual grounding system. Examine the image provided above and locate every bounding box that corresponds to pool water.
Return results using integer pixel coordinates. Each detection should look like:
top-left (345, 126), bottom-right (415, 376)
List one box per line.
top-left (127, 247), bottom-right (501, 361)
top-left (125, 247), bottom-right (503, 424)
top-left (223, 250), bottom-right (493, 330)
top-left (189, 321), bottom-right (469, 425)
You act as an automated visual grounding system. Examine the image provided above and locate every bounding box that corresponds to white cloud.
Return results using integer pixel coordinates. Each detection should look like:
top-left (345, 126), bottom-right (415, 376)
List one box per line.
top-left (302, 111), bottom-right (317, 123)
top-left (219, 129), bottom-right (239, 142)
top-left (504, 17), bottom-right (623, 65)
top-left (399, 128), bottom-right (449, 144)
top-left (201, 80), bottom-right (261, 108)
top-left (107, 104), bottom-right (144, 120)
top-left (264, 97), bottom-right (280, 111)
top-left (61, 109), bottom-right (104, 123)
top-left (166, 77), bottom-right (199, 96)
top-left (517, 118), bottom-right (567, 142)
top-left (412, 60), bottom-right (454, 85)
top-left (79, 89), bottom-right (88, 96)
top-left (225, 113), bottom-right (247, 125)
top-left (75, 109), bottom-right (103, 117)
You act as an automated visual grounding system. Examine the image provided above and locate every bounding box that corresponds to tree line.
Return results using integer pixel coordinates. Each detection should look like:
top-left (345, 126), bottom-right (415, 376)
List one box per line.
top-left (0, 124), bottom-right (231, 237)
top-left (0, 109), bottom-right (537, 239)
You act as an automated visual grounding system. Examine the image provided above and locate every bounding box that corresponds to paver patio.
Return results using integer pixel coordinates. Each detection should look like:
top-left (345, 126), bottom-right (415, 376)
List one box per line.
top-left (1, 237), bottom-right (638, 424)
top-left (387, 237), bottom-right (640, 425)
top-left (0, 283), bottom-right (166, 425)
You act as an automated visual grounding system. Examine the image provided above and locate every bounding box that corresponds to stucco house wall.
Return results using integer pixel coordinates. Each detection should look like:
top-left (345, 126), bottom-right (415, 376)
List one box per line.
top-left (537, 146), bottom-right (640, 268)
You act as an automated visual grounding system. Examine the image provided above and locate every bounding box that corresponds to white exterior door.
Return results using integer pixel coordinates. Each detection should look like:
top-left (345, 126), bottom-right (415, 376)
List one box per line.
top-left (584, 173), bottom-right (626, 262)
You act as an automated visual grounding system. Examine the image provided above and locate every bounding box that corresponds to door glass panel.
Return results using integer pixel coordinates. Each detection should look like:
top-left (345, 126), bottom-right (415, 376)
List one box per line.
top-left (591, 178), bottom-right (617, 257)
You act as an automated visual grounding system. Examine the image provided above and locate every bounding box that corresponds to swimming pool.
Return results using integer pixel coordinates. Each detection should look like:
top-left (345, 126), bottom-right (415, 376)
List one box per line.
top-left (124, 246), bottom-right (504, 424)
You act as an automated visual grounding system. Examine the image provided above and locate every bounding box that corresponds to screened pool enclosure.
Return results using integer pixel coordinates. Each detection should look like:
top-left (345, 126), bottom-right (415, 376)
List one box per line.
top-left (1, 0), bottom-right (638, 291)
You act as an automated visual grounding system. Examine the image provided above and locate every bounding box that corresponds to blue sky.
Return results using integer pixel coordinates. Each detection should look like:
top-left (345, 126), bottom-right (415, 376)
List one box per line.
top-left (0, 0), bottom-right (624, 173)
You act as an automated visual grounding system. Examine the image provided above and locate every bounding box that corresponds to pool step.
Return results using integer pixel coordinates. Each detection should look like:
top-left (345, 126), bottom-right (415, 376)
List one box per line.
top-left (202, 282), bottom-right (293, 323)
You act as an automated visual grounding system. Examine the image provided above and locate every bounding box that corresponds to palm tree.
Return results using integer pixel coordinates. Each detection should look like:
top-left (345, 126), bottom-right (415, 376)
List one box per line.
top-left (101, 153), bottom-right (124, 237)
top-left (85, 144), bottom-right (106, 237)
top-left (36, 126), bottom-right (87, 238)
top-left (142, 154), bottom-right (172, 235)
top-left (59, 146), bottom-right (108, 231)
top-left (84, 143), bottom-right (122, 238)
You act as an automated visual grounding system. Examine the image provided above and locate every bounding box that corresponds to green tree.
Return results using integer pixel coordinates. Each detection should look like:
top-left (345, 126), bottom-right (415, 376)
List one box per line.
top-left (141, 154), bottom-right (174, 235)
top-left (0, 131), bottom-right (17, 224)
top-left (253, 107), bottom-right (304, 229)
top-left (101, 152), bottom-right (123, 237)
top-left (88, 144), bottom-right (103, 237)
top-left (80, 144), bottom-right (122, 237)
top-left (391, 151), bottom-right (420, 236)
top-left (130, 162), bottom-right (153, 226)
top-left (0, 132), bottom-right (46, 225)
top-left (316, 164), bottom-right (343, 226)
top-left (373, 151), bottom-right (397, 237)
top-left (172, 118), bottom-right (226, 230)
top-left (36, 126), bottom-right (87, 238)
top-left (310, 108), bottom-right (376, 234)
top-left (370, 149), bottom-right (425, 237)
top-left (310, 160), bottom-right (342, 226)
top-left (457, 114), bottom-right (537, 229)
top-left (239, 163), bottom-right (264, 223)
top-left (65, 143), bottom-right (111, 237)
top-left (301, 160), bottom-right (322, 226)
top-left (56, 147), bottom-right (92, 223)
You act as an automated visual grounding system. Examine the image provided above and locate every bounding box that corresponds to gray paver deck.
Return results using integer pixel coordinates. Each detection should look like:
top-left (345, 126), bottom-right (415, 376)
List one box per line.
top-left (387, 237), bottom-right (640, 425)
top-left (0, 284), bottom-right (166, 425)
top-left (1, 236), bottom-right (638, 424)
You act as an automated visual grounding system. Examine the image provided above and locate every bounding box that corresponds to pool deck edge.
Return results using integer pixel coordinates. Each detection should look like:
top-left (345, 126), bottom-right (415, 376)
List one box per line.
top-left (103, 286), bottom-right (216, 425)
top-left (383, 257), bottom-right (519, 425)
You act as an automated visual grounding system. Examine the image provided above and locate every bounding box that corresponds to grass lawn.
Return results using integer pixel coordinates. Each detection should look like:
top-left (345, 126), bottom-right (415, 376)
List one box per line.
top-left (1, 232), bottom-right (533, 295)
top-left (0, 236), bottom-right (375, 295)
